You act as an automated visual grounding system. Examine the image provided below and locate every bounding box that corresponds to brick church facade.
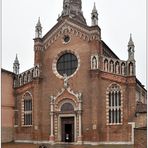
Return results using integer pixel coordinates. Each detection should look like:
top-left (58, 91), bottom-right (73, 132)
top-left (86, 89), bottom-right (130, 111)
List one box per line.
top-left (2, 0), bottom-right (147, 145)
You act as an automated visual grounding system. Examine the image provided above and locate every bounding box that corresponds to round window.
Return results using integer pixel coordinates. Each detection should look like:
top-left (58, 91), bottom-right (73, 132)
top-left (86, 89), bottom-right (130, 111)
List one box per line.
top-left (63, 35), bottom-right (70, 43)
top-left (56, 53), bottom-right (78, 76)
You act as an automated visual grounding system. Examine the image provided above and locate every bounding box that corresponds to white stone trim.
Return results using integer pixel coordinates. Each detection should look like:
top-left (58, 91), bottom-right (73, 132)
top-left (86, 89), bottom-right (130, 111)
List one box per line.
top-left (106, 83), bottom-right (123, 125)
top-left (83, 141), bottom-right (133, 145)
top-left (21, 91), bottom-right (33, 127)
top-left (128, 122), bottom-right (135, 144)
top-left (15, 140), bottom-right (133, 145)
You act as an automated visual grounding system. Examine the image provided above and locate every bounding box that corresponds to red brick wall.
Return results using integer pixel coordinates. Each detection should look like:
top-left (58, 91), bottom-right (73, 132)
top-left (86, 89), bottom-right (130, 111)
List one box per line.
top-left (1, 70), bottom-right (14, 143)
top-left (14, 21), bottom-right (138, 143)
top-left (134, 127), bottom-right (147, 148)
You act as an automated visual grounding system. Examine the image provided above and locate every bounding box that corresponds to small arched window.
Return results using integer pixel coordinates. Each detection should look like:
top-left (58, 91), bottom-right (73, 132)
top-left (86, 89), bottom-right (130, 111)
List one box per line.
top-left (61, 102), bottom-right (74, 112)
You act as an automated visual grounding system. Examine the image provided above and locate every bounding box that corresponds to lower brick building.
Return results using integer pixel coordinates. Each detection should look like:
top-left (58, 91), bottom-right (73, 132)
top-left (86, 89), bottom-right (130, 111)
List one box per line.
top-left (2, 0), bottom-right (147, 145)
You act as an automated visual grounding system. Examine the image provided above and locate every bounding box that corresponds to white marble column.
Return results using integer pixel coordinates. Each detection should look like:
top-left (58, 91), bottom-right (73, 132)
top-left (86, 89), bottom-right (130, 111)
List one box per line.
top-left (49, 97), bottom-right (55, 143)
top-left (77, 98), bottom-right (82, 143)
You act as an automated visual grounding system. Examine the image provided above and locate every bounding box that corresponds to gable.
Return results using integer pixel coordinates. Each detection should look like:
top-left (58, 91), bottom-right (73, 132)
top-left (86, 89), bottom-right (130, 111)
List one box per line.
top-left (42, 17), bottom-right (101, 50)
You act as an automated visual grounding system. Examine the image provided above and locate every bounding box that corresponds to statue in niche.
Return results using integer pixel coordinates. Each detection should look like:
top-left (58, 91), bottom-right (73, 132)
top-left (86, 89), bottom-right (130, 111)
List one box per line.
top-left (121, 64), bottom-right (125, 75)
top-left (110, 62), bottom-right (114, 73)
top-left (104, 60), bottom-right (108, 71)
top-left (24, 74), bottom-right (27, 83)
top-left (78, 92), bottom-right (82, 100)
top-left (129, 63), bottom-right (133, 75)
top-left (63, 73), bottom-right (69, 88)
top-left (50, 96), bottom-right (54, 103)
top-left (28, 72), bottom-right (32, 82)
top-left (116, 63), bottom-right (119, 74)
top-left (92, 56), bottom-right (97, 69)
top-left (34, 66), bottom-right (39, 77)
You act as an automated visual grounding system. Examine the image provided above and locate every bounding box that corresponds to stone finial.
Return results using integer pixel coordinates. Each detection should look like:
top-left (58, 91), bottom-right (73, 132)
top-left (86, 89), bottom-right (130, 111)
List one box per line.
top-left (92, 2), bottom-right (97, 13)
top-left (91, 2), bottom-right (98, 26)
top-left (128, 33), bottom-right (134, 47)
top-left (35, 17), bottom-right (42, 38)
top-left (13, 54), bottom-right (20, 74)
top-left (128, 33), bottom-right (135, 60)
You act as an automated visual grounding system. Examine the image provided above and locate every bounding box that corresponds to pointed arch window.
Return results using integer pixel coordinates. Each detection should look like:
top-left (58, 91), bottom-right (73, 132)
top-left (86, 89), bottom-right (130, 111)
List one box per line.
top-left (22, 93), bottom-right (32, 126)
top-left (107, 84), bottom-right (122, 124)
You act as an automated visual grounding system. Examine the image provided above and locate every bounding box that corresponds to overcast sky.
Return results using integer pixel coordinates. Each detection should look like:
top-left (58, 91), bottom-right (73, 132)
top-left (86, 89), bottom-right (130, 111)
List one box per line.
top-left (2, 0), bottom-right (146, 87)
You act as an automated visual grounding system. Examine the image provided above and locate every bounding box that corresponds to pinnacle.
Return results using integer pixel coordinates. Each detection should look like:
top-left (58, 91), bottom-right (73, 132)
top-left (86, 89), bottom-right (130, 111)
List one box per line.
top-left (14, 54), bottom-right (19, 64)
top-left (92, 2), bottom-right (97, 13)
top-left (128, 33), bottom-right (134, 46)
top-left (36, 17), bottom-right (41, 27)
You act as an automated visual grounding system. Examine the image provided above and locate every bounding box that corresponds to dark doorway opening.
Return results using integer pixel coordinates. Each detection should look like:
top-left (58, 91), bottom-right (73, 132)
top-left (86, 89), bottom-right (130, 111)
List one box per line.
top-left (61, 117), bottom-right (74, 142)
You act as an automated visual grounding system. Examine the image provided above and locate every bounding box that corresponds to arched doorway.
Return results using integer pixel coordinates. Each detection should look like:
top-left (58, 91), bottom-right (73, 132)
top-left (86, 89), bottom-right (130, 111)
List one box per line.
top-left (49, 93), bottom-right (82, 144)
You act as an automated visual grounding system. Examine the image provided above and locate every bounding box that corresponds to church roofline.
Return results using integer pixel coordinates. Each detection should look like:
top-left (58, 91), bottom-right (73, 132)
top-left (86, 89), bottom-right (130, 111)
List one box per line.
top-left (1, 68), bottom-right (15, 75)
top-left (42, 16), bottom-right (101, 42)
top-left (136, 78), bottom-right (147, 91)
top-left (101, 40), bottom-right (120, 59)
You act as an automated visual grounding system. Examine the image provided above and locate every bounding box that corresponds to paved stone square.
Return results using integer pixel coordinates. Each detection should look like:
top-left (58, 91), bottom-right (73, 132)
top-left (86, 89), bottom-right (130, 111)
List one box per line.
top-left (2, 143), bottom-right (134, 148)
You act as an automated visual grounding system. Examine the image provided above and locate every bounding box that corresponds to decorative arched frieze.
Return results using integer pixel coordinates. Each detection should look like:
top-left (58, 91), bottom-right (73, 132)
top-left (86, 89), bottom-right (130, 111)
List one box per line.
top-left (14, 65), bottom-right (40, 88)
top-left (43, 20), bottom-right (101, 50)
top-left (102, 56), bottom-right (128, 76)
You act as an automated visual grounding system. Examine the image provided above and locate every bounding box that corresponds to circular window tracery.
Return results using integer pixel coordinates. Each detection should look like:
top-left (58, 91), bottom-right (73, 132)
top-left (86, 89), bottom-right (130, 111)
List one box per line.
top-left (56, 53), bottom-right (78, 76)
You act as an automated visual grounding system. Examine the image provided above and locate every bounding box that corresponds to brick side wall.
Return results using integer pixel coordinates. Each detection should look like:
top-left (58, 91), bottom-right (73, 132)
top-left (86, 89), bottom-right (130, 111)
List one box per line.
top-left (134, 128), bottom-right (147, 148)
top-left (135, 113), bottom-right (147, 128)
top-left (2, 70), bottom-right (14, 143)
top-left (2, 127), bottom-right (14, 143)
